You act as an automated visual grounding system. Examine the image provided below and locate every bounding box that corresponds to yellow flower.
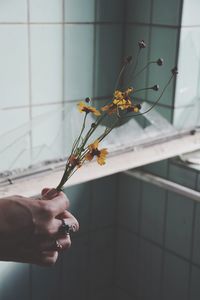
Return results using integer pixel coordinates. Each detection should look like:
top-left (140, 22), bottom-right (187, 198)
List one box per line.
top-left (101, 87), bottom-right (133, 114)
top-left (77, 102), bottom-right (101, 116)
top-left (85, 140), bottom-right (108, 165)
top-left (112, 98), bottom-right (132, 110)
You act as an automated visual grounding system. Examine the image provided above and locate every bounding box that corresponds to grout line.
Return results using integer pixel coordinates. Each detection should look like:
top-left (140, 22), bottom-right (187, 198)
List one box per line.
top-left (118, 224), bottom-right (200, 270)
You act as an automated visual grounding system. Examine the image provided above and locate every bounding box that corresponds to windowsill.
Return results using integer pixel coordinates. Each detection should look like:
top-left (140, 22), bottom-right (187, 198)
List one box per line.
top-left (1, 128), bottom-right (200, 198)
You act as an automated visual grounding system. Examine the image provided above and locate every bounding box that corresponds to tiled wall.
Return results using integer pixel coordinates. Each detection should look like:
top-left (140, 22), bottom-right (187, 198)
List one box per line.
top-left (0, 0), bottom-right (124, 172)
top-left (123, 0), bottom-right (183, 128)
top-left (116, 160), bottom-right (200, 300)
top-left (1, 1), bottom-right (200, 300)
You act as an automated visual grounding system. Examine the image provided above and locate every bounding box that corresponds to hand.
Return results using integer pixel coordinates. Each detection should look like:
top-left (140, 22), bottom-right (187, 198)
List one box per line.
top-left (0, 188), bottom-right (79, 266)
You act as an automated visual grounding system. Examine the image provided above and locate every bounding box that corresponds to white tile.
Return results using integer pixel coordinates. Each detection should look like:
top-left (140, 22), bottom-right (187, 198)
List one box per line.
top-left (29, 0), bottom-right (63, 22)
top-left (0, 0), bottom-right (27, 22)
top-left (30, 25), bottom-right (63, 104)
top-left (31, 105), bottom-right (64, 164)
top-left (173, 105), bottom-right (199, 130)
top-left (182, 0), bottom-right (200, 26)
top-left (0, 108), bottom-right (30, 172)
top-left (175, 27), bottom-right (200, 107)
top-left (63, 102), bottom-right (88, 156)
top-left (0, 25), bottom-right (29, 108)
top-left (64, 25), bottom-right (94, 101)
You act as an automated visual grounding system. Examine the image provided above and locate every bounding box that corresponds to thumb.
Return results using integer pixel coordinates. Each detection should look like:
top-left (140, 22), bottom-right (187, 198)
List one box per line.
top-left (41, 188), bottom-right (58, 200)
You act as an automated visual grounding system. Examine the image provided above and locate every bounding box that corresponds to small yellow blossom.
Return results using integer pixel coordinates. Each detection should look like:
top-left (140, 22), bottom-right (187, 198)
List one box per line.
top-left (85, 140), bottom-right (108, 165)
top-left (78, 102), bottom-right (101, 116)
top-left (101, 87), bottom-right (133, 114)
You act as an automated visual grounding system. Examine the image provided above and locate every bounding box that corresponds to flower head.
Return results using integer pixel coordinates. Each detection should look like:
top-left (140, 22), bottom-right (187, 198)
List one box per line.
top-left (68, 155), bottom-right (81, 168)
top-left (127, 104), bottom-right (142, 113)
top-left (101, 88), bottom-right (133, 114)
top-left (138, 40), bottom-right (146, 49)
top-left (78, 102), bottom-right (101, 116)
top-left (85, 140), bottom-right (108, 165)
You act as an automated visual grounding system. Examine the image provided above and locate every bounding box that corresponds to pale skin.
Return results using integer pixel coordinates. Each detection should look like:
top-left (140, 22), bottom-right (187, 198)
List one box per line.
top-left (0, 188), bottom-right (79, 266)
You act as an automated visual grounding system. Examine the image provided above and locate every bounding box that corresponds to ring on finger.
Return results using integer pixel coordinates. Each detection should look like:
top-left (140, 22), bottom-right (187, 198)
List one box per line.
top-left (55, 240), bottom-right (63, 251)
top-left (59, 219), bottom-right (71, 235)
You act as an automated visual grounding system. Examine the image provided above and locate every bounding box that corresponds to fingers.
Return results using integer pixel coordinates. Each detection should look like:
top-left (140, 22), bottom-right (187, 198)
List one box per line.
top-left (40, 188), bottom-right (70, 215)
top-left (38, 235), bottom-right (71, 252)
top-left (57, 210), bottom-right (79, 233)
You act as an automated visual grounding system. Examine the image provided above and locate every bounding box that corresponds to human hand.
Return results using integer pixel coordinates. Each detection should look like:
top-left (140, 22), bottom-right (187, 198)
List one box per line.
top-left (0, 188), bottom-right (79, 266)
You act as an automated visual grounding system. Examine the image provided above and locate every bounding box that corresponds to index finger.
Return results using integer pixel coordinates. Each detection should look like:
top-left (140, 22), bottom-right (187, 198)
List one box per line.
top-left (41, 188), bottom-right (69, 208)
top-left (45, 193), bottom-right (69, 216)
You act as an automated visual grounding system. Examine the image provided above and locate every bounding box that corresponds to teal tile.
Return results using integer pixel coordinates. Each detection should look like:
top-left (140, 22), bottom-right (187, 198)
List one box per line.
top-left (138, 239), bottom-right (162, 300)
top-left (197, 174), bottom-right (200, 192)
top-left (163, 252), bottom-right (189, 300)
top-left (62, 235), bottom-right (89, 300)
top-left (64, 25), bottom-right (94, 101)
top-left (173, 106), bottom-right (199, 130)
top-left (96, 0), bottom-right (124, 22)
top-left (64, 0), bottom-right (95, 22)
top-left (94, 24), bottom-right (123, 97)
top-left (114, 288), bottom-right (132, 300)
top-left (32, 260), bottom-right (61, 300)
top-left (193, 204), bottom-right (200, 265)
top-left (169, 162), bottom-right (197, 189)
top-left (124, 25), bottom-right (150, 100)
top-left (143, 159), bottom-right (169, 178)
top-left (91, 287), bottom-right (115, 300)
top-left (117, 173), bottom-right (141, 233)
top-left (91, 175), bottom-right (117, 230)
top-left (126, 0), bottom-right (151, 23)
top-left (64, 182), bottom-right (91, 234)
top-left (116, 230), bottom-right (139, 297)
top-left (89, 228), bottom-right (114, 290)
top-left (0, 263), bottom-right (30, 300)
top-left (147, 27), bottom-right (178, 106)
top-left (152, 0), bottom-right (182, 26)
top-left (190, 266), bottom-right (200, 300)
top-left (141, 182), bottom-right (166, 245)
top-left (165, 192), bottom-right (193, 259)
top-left (152, 104), bottom-right (173, 123)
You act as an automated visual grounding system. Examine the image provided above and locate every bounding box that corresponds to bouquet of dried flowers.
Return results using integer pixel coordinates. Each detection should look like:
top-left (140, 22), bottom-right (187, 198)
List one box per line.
top-left (56, 40), bottom-right (178, 192)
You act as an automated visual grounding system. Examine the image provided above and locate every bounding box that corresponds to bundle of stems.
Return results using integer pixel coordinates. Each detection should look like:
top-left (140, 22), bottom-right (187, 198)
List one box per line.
top-left (56, 40), bottom-right (178, 192)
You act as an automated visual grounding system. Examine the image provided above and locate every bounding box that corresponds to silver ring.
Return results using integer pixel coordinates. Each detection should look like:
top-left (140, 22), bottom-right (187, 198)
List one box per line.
top-left (59, 220), bottom-right (71, 235)
top-left (55, 240), bottom-right (63, 251)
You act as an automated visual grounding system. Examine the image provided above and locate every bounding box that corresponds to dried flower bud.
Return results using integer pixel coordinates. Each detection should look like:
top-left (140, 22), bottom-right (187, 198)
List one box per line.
top-left (152, 84), bottom-right (159, 91)
top-left (85, 97), bottom-right (91, 103)
top-left (136, 104), bottom-right (142, 110)
top-left (91, 123), bottom-right (96, 128)
top-left (157, 58), bottom-right (164, 66)
top-left (125, 56), bottom-right (132, 64)
top-left (171, 66), bottom-right (178, 75)
top-left (138, 40), bottom-right (146, 49)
